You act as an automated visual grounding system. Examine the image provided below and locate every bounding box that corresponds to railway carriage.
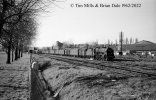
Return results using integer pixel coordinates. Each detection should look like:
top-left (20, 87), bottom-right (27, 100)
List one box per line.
top-left (70, 48), bottom-right (79, 57)
top-left (86, 48), bottom-right (94, 58)
top-left (64, 49), bottom-right (70, 56)
top-left (55, 49), bottom-right (59, 55)
top-left (78, 48), bottom-right (87, 58)
top-left (58, 49), bottom-right (65, 55)
top-left (43, 46), bottom-right (115, 61)
top-left (50, 49), bottom-right (55, 54)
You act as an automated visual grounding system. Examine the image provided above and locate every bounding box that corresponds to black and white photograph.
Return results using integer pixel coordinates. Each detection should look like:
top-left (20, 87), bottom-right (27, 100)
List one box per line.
top-left (0, 0), bottom-right (156, 100)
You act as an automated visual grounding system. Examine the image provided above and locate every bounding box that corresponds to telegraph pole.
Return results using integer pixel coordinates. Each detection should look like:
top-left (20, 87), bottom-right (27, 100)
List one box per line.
top-left (119, 31), bottom-right (123, 55)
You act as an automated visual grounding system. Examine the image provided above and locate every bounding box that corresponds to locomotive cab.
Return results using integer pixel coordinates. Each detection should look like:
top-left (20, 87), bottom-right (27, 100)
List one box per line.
top-left (94, 46), bottom-right (115, 61)
top-left (106, 47), bottom-right (115, 61)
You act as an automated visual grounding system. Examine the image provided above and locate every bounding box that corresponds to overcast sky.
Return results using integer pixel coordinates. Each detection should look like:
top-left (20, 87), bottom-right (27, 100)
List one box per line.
top-left (34, 0), bottom-right (156, 47)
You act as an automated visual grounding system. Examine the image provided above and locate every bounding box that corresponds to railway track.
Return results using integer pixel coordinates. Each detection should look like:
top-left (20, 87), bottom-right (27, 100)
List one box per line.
top-left (41, 54), bottom-right (156, 77)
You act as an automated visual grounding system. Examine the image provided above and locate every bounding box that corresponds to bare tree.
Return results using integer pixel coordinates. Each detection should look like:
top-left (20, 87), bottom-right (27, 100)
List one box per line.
top-left (129, 37), bottom-right (133, 44)
top-left (0, 23), bottom-right (16, 63)
top-left (91, 41), bottom-right (98, 47)
top-left (14, 17), bottom-right (37, 60)
top-left (0, 15), bottom-right (37, 63)
top-left (108, 40), bottom-right (110, 45)
top-left (0, 0), bottom-right (51, 64)
top-left (115, 39), bottom-right (118, 46)
top-left (111, 41), bottom-right (113, 45)
top-left (84, 43), bottom-right (89, 48)
top-left (56, 41), bottom-right (63, 49)
top-left (125, 37), bottom-right (129, 44)
top-left (135, 38), bottom-right (139, 44)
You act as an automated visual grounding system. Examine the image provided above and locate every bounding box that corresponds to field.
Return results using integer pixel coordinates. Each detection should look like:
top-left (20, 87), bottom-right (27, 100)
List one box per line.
top-left (34, 54), bottom-right (156, 100)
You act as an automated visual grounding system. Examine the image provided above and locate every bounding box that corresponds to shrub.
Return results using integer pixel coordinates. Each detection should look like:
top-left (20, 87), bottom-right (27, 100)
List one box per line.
top-left (38, 61), bottom-right (51, 71)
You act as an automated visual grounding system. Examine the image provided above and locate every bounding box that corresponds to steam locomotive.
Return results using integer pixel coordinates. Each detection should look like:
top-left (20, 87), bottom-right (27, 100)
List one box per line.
top-left (41, 46), bottom-right (115, 61)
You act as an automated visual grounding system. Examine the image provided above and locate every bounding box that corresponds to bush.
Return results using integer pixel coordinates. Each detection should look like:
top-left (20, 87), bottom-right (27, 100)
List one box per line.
top-left (38, 61), bottom-right (51, 71)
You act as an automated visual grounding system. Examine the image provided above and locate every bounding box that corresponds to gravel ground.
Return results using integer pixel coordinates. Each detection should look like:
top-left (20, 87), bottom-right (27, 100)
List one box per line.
top-left (0, 52), bottom-right (30, 100)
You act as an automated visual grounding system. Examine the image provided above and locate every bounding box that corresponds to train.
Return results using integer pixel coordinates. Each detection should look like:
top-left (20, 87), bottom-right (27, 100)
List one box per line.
top-left (40, 46), bottom-right (115, 61)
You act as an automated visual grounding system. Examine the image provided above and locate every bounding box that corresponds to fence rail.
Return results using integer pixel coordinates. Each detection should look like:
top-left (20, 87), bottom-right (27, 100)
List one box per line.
top-left (30, 66), bottom-right (47, 100)
top-left (30, 61), bottom-right (48, 100)
top-left (29, 54), bottom-right (56, 100)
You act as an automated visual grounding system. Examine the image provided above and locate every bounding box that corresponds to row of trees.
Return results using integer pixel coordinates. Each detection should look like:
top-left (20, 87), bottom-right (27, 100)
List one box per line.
top-left (55, 41), bottom-right (99, 49)
top-left (108, 38), bottom-right (139, 45)
top-left (0, 0), bottom-right (51, 64)
top-left (55, 37), bottom-right (139, 49)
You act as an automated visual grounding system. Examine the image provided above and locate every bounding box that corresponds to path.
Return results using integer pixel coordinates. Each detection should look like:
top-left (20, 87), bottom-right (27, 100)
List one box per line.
top-left (0, 52), bottom-right (30, 100)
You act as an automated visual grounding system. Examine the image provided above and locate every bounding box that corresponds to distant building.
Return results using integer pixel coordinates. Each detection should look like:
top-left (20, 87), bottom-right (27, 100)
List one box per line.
top-left (114, 40), bottom-right (156, 56)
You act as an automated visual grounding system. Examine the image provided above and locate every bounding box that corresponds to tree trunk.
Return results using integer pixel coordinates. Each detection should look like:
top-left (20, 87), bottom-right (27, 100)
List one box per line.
top-left (12, 50), bottom-right (14, 62)
top-left (0, 14), bottom-right (4, 39)
top-left (21, 52), bottom-right (23, 57)
top-left (21, 49), bottom-right (23, 57)
top-left (6, 41), bottom-right (11, 64)
top-left (0, 23), bottom-right (3, 39)
top-left (0, 0), bottom-right (7, 39)
top-left (15, 47), bottom-right (18, 60)
top-left (18, 49), bottom-right (20, 59)
top-left (21, 46), bottom-right (23, 57)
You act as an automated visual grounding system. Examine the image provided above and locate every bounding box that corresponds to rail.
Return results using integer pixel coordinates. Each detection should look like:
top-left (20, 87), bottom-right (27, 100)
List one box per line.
top-left (45, 54), bottom-right (156, 77)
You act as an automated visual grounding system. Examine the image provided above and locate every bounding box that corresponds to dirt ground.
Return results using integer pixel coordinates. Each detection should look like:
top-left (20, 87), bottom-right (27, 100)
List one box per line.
top-left (0, 52), bottom-right (30, 100)
top-left (36, 55), bottom-right (156, 100)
